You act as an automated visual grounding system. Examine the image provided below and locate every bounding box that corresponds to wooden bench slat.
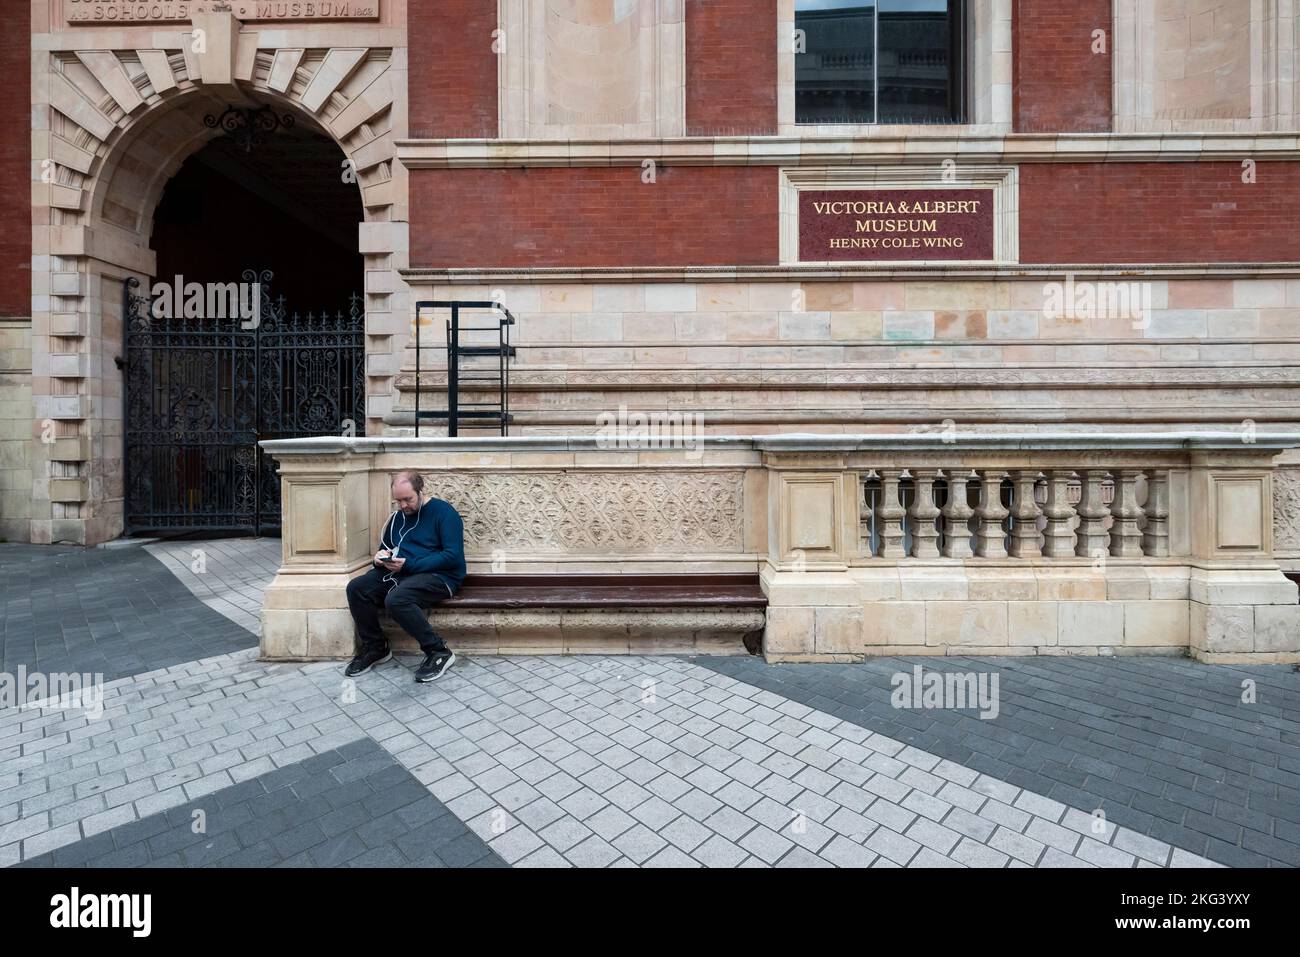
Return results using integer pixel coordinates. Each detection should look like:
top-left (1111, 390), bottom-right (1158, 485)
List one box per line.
top-left (443, 573), bottom-right (768, 609)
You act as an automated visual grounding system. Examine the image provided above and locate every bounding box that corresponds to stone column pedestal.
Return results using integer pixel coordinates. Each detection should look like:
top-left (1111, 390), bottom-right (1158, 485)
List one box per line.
top-left (1187, 451), bottom-right (1300, 662)
top-left (260, 443), bottom-right (374, 659)
top-left (758, 452), bottom-right (866, 661)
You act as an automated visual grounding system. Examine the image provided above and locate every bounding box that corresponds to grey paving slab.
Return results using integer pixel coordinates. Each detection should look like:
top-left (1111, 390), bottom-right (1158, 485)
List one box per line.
top-left (696, 654), bottom-right (1300, 867)
top-left (15, 736), bottom-right (503, 868)
top-left (7, 532), bottom-right (1253, 870)
top-left (4, 648), bottom-right (1189, 868)
top-left (144, 538), bottom-right (281, 636)
top-left (0, 543), bottom-right (257, 683)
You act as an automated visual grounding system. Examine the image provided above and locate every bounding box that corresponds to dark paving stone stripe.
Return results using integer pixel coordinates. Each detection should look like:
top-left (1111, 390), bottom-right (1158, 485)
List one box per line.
top-left (695, 654), bottom-right (1300, 867)
top-left (0, 543), bottom-right (256, 685)
top-left (16, 736), bottom-right (507, 869)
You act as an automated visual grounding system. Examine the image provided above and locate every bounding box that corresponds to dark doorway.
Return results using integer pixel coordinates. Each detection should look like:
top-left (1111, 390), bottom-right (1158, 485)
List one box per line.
top-left (122, 110), bottom-right (366, 535)
top-left (151, 116), bottom-right (363, 306)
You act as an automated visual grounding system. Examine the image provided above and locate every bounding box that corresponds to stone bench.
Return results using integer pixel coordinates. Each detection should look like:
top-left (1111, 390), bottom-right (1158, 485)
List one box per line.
top-left (379, 573), bottom-right (767, 655)
top-left (258, 433), bottom-right (1300, 663)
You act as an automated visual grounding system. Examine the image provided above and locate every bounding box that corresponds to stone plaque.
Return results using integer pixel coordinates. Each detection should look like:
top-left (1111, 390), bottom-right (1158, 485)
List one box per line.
top-left (66, 0), bottom-right (379, 23)
top-left (799, 188), bottom-right (995, 262)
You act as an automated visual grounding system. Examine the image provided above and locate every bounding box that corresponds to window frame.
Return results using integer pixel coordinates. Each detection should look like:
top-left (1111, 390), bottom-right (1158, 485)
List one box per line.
top-left (778, 0), bottom-right (1011, 136)
top-left (792, 0), bottom-right (969, 127)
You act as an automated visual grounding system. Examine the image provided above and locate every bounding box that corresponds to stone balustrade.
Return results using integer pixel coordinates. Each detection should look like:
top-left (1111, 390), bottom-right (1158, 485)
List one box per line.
top-left (259, 432), bottom-right (1300, 664)
top-left (858, 466), bottom-right (1170, 561)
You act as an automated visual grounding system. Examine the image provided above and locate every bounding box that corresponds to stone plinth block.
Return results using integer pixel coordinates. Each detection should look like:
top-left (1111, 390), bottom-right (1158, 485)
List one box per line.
top-left (1191, 603), bottom-right (1254, 656)
top-left (925, 601), bottom-right (1009, 646)
top-left (1254, 605), bottom-right (1300, 655)
top-left (261, 608), bottom-right (309, 659)
top-left (762, 606), bottom-right (815, 656)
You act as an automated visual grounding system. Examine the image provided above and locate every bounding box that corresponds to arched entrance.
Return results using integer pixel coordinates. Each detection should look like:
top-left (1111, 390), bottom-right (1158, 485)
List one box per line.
top-left (122, 105), bottom-right (366, 534)
top-left (29, 24), bottom-right (404, 546)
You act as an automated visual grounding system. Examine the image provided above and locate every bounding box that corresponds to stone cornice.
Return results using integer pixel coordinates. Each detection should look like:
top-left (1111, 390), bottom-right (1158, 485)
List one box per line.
top-left (401, 263), bottom-right (1300, 282)
top-left (396, 131), bottom-right (1300, 168)
top-left (260, 431), bottom-right (1300, 456)
top-left (751, 432), bottom-right (1300, 452)
top-left (390, 365), bottom-right (1300, 391)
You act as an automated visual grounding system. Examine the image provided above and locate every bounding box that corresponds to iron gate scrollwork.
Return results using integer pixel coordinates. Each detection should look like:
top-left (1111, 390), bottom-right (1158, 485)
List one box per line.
top-left (122, 269), bottom-right (365, 534)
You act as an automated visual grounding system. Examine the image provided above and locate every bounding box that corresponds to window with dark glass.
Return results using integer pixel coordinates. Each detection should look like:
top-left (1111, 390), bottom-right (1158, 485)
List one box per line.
top-left (795, 0), bottom-right (966, 125)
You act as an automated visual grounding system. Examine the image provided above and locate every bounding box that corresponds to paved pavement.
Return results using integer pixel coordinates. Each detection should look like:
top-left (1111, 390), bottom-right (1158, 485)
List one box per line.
top-left (0, 543), bottom-right (257, 684)
top-left (2, 539), bottom-right (1298, 868)
top-left (17, 735), bottom-right (505, 869)
top-left (699, 655), bottom-right (1300, 868)
top-left (144, 538), bottom-right (281, 636)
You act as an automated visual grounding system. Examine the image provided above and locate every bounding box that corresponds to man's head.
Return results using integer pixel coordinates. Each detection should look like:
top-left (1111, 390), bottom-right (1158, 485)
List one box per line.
top-left (391, 470), bottom-right (425, 515)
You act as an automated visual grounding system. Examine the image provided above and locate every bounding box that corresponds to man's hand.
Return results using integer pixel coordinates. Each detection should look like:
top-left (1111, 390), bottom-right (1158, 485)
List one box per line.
top-left (374, 550), bottom-right (404, 572)
top-left (374, 548), bottom-right (403, 572)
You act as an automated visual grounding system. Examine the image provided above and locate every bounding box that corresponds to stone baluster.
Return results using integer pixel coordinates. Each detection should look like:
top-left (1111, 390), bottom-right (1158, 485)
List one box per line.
top-left (1042, 469), bottom-right (1078, 558)
top-left (1009, 470), bottom-right (1043, 558)
top-left (1142, 469), bottom-right (1170, 557)
top-left (974, 470), bottom-right (1009, 558)
top-left (1075, 469), bottom-right (1111, 558)
top-left (908, 469), bottom-right (942, 558)
top-left (1110, 468), bottom-right (1146, 557)
top-left (876, 469), bottom-right (907, 558)
top-left (941, 469), bottom-right (975, 559)
top-left (858, 471), bottom-right (875, 558)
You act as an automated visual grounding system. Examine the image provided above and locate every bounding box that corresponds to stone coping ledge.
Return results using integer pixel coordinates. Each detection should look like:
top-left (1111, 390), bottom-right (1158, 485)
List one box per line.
top-left (753, 432), bottom-right (1300, 451)
top-left (260, 431), bottom-right (1300, 456)
top-left (400, 263), bottom-right (1300, 283)
top-left (395, 131), bottom-right (1300, 168)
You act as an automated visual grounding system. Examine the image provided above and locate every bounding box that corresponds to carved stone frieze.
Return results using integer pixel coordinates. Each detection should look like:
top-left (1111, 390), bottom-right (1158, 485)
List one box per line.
top-left (431, 470), bottom-right (746, 554)
top-left (1274, 467), bottom-right (1300, 555)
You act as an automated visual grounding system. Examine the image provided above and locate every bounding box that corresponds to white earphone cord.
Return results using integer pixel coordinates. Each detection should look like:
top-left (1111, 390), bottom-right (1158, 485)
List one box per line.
top-left (382, 498), bottom-right (425, 584)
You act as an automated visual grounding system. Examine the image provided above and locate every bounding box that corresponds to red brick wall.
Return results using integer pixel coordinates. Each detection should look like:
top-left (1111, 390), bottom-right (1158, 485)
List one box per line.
top-left (409, 167), bottom-right (778, 268)
top-left (685, 0), bottom-right (778, 136)
top-left (1020, 163), bottom-right (1300, 263)
top-left (1013, 0), bottom-right (1111, 133)
top-left (0, 6), bottom-right (29, 316)
top-left (407, 0), bottom-right (498, 138)
top-left (411, 162), bottom-right (1300, 269)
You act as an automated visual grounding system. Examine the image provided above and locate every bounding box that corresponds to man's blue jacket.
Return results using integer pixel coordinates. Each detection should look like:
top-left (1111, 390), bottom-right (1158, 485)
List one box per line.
top-left (379, 497), bottom-right (467, 592)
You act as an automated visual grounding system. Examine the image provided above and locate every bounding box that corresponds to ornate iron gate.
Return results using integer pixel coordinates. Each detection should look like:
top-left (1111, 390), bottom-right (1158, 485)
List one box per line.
top-left (121, 269), bottom-right (365, 534)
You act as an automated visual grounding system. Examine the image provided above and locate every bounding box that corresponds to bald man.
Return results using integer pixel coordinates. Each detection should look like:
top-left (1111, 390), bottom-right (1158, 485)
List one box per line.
top-left (344, 470), bottom-right (466, 682)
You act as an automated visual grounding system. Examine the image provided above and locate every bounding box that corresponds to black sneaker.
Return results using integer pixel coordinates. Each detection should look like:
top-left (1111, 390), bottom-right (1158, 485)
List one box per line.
top-left (344, 646), bottom-right (392, 677)
top-left (415, 649), bottom-right (456, 683)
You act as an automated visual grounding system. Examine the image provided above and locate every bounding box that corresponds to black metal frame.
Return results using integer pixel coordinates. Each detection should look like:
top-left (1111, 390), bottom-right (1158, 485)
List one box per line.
top-left (120, 270), bottom-right (365, 534)
top-left (412, 300), bottom-right (516, 437)
top-left (203, 104), bottom-right (297, 153)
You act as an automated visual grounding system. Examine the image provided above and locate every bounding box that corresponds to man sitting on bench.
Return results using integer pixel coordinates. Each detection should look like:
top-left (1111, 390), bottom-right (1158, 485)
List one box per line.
top-left (344, 470), bottom-right (466, 682)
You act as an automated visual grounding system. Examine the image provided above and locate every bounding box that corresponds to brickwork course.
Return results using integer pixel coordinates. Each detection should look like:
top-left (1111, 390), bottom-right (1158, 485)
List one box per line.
top-left (1012, 0), bottom-right (1113, 133)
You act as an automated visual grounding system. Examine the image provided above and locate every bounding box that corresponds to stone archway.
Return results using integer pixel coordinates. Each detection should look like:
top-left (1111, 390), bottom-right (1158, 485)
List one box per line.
top-left (31, 12), bottom-right (410, 544)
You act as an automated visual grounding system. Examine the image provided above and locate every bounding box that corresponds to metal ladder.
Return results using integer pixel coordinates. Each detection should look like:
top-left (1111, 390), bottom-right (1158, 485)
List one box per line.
top-left (413, 300), bottom-right (516, 437)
